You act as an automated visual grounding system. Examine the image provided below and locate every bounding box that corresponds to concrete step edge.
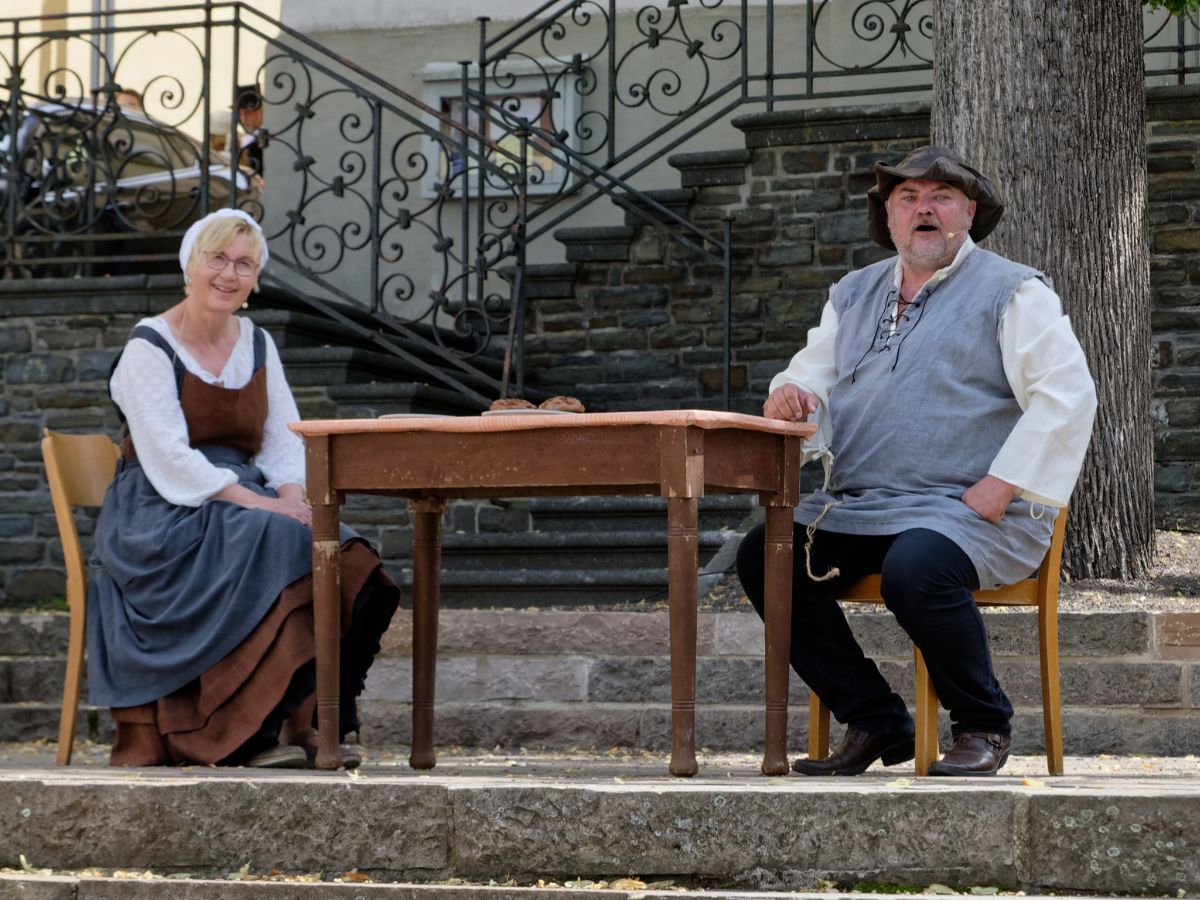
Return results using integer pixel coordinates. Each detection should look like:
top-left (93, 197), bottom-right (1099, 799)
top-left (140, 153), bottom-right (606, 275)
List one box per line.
top-left (0, 874), bottom-right (1134, 900)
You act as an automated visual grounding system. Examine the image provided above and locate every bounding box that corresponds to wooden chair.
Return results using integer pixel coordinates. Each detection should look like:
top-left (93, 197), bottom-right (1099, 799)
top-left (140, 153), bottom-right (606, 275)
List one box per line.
top-left (40, 429), bottom-right (121, 765)
top-left (807, 508), bottom-right (1069, 776)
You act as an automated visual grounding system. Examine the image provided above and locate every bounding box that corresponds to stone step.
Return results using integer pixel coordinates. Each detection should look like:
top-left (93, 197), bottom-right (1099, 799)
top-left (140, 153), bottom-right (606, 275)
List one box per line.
top-left (1, 755), bottom-right (1196, 896)
top-left (526, 494), bottom-right (757, 532)
top-left (0, 874), bottom-right (1157, 900)
top-left (0, 656), bottom-right (66, 703)
top-left (249, 308), bottom-right (481, 362)
top-left (666, 148), bottom-right (752, 187)
top-left (324, 382), bottom-right (486, 418)
top-left (551, 226), bottom-right (636, 262)
top-left (279, 346), bottom-right (502, 399)
top-left (428, 529), bottom-right (733, 571)
top-left (498, 262), bottom-right (579, 301)
top-left (612, 187), bottom-right (697, 229)
top-left (392, 568), bottom-right (677, 608)
top-left (0, 702), bottom-right (113, 745)
top-left (355, 699), bottom-right (1200, 758)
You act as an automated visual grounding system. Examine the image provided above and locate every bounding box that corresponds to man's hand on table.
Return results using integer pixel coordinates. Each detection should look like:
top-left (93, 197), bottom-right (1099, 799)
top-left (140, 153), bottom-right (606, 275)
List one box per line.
top-left (962, 475), bottom-right (1016, 523)
top-left (764, 384), bottom-right (820, 422)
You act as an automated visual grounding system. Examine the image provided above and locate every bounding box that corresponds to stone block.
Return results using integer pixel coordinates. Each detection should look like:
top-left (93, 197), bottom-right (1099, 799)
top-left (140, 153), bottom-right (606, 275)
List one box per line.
top-left (380, 610), bottom-right (686, 658)
top-left (1156, 463), bottom-right (1192, 492)
top-left (590, 285), bottom-right (668, 311)
top-left (364, 655), bottom-right (587, 704)
top-left (649, 326), bottom-right (703, 349)
top-left (1061, 661), bottom-right (1182, 706)
top-left (0, 327), bottom-right (32, 353)
top-left (0, 779), bottom-right (450, 875)
top-left (451, 781), bottom-right (1017, 886)
top-left (1158, 612), bottom-right (1200, 660)
top-left (780, 149), bottom-right (830, 174)
top-left (1026, 793), bottom-right (1200, 895)
top-left (0, 614), bottom-right (70, 655)
top-left (0, 656), bottom-right (65, 702)
top-left (795, 190), bottom-right (844, 212)
top-left (604, 353), bottom-right (679, 383)
top-left (3, 570), bottom-right (65, 605)
top-left (0, 542), bottom-right (45, 565)
top-left (359, 700), bottom-right (642, 750)
top-left (756, 243), bottom-right (813, 267)
top-left (588, 656), bottom-right (777, 704)
top-left (4, 355), bottom-right (74, 385)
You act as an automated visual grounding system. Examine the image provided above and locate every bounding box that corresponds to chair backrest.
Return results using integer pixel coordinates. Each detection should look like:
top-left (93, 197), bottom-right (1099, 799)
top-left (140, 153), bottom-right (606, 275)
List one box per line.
top-left (839, 506), bottom-right (1069, 608)
top-left (41, 429), bottom-right (121, 612)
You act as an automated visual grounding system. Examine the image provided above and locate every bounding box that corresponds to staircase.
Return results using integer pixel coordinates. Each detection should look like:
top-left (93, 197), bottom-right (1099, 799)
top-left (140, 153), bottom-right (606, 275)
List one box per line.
top-left (401, 495), bottom-right (757, 609)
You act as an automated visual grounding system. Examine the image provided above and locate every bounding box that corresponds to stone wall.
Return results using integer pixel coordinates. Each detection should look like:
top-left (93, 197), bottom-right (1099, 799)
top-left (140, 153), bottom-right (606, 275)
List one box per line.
top-left (0, 277), bottom-right (173, 605)
top-left (525, 87), bottom-right (1200, 528)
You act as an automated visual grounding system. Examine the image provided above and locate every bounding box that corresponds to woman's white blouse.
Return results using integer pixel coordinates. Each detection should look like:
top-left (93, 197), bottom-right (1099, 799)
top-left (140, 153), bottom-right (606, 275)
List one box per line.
top-left (110, 316), bottom-right (307, 507)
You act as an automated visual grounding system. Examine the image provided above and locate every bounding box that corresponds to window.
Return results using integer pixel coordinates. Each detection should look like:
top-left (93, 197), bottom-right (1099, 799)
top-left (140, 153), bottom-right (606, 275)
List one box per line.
top-left (419, 58), bottom-right (581, 199)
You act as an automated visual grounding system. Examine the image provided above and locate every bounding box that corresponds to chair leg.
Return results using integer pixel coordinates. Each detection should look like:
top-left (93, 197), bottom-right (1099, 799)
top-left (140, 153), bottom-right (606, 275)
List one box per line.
top-left (913, 647), bottom-right (939, 776)
top-left (1038, 603), bottom-right (1064, 776)
top-left (57, 592), bottom-right (86, 766)
top-left (808, 691), bottom-right (830, 761)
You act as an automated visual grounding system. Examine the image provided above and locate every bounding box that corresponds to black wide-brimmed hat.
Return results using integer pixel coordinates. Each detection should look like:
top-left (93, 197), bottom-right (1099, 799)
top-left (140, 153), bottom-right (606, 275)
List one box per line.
top-left (866, 145), bottom-right (1005, 250)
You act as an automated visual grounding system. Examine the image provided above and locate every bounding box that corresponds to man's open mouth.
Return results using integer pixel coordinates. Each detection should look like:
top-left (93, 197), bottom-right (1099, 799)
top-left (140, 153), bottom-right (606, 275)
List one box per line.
top-left (915, 224), bottom-right (939, 233)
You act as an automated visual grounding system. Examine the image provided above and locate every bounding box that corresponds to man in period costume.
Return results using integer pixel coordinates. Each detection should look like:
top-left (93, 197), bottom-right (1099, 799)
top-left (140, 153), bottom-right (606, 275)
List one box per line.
top-left (737, 146), bottom-right (1097, 776)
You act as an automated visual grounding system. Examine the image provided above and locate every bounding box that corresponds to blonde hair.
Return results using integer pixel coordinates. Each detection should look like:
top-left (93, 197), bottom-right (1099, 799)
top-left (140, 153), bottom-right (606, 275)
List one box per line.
top-left (184, 216), bottom-right (266, 291)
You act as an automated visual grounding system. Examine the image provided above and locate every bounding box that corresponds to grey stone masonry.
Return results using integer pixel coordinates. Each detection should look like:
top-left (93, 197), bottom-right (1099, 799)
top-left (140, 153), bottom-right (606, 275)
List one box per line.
top-left (526, 87), bottom-right (1200, 528)
top-left (345, 607), bottom-right (1200, 758)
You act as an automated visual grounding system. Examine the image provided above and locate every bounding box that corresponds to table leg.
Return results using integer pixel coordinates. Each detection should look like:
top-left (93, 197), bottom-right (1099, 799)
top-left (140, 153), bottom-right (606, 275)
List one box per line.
top-left (409, 497), bottom-right (445, 770)
top-left (667, 495), bottom-right (699, 777)
top-left (311, 500), bottom-right (343, 770)
top-left (761, 504), bottom-right (794, 776)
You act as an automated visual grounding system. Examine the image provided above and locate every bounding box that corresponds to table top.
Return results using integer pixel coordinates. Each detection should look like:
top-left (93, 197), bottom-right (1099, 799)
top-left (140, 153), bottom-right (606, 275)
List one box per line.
top-left (290, 409), bottom-right (816, 439)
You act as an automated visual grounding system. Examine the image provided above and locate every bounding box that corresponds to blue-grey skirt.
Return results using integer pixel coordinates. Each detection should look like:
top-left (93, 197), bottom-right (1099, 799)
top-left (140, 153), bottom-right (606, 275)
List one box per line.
top-left (86, 446), bottom-right (354, 708)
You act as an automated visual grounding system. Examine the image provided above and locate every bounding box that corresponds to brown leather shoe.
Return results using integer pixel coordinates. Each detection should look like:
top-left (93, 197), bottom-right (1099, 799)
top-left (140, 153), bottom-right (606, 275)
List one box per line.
top-left (792, 727), bottom-right (915, 776)
top-left (928, 731), bottom-right (1012, 776)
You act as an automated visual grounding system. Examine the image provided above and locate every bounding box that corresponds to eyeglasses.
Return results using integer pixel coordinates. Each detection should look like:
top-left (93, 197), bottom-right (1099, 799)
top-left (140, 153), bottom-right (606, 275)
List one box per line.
top-left (204, 251), bottom-right (258, 278)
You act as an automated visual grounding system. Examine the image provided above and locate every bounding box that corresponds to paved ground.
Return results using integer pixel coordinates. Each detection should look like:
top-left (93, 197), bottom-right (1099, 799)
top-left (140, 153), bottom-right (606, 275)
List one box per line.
top-left (6, 739), bottom-right (1198, 781)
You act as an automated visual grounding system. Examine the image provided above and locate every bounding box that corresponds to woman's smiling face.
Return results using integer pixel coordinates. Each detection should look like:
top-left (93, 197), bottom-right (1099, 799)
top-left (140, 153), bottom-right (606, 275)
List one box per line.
top-left (188, 231), bottom-right (260, 312)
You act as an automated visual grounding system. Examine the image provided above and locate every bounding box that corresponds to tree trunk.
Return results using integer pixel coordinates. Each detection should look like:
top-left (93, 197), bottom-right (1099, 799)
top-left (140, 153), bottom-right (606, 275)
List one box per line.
top-left (932, 0), bottom-right (1154, 579)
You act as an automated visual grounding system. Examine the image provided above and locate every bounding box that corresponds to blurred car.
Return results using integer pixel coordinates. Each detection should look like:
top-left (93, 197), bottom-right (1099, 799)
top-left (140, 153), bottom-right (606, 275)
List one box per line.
top-left (0, 99), bottom-right (263, 275)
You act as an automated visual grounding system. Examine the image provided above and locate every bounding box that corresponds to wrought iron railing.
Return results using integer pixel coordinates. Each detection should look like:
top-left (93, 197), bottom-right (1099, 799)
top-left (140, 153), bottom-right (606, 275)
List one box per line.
top-left (1, 1), bottom-right (1196, 406)
top-left (469, 0), bottom-right (1199, 245)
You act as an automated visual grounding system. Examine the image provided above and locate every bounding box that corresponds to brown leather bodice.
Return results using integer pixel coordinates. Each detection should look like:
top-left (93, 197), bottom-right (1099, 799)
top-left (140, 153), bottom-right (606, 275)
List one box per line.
top-left (121, 327), bottom-right (269, 462)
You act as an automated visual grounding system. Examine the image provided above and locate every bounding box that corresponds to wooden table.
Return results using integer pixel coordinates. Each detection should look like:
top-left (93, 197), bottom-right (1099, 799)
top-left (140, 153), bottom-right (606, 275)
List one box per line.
top-left (291, 410), bottom-right (814, 776)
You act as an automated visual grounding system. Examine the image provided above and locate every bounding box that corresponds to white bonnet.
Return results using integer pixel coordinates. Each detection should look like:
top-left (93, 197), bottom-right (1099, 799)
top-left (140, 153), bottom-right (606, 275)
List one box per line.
top-left (179, 208), bottom-right (268, 283)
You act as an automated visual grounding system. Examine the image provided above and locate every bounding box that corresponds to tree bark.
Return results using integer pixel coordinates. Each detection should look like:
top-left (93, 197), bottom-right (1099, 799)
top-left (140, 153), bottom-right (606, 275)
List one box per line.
top-left (932, 0), bottom-right (1154, 579)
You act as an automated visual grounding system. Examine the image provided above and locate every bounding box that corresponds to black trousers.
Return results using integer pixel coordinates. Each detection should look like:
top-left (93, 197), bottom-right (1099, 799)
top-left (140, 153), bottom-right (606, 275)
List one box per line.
top-left (736, 523), bottom-right (1013, 737)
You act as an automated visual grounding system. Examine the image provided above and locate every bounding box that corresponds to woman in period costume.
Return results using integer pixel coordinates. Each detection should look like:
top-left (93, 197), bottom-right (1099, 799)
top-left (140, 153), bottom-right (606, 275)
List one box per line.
top-left (87, 209), bottom-right (399, 767)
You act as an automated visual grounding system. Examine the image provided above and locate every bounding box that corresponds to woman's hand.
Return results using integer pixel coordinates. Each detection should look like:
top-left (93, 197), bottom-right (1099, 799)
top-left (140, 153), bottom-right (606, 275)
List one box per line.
top-left (212, 483), bottom-right (312, 526)
top-left (260, 494), bottom-right (313, 527)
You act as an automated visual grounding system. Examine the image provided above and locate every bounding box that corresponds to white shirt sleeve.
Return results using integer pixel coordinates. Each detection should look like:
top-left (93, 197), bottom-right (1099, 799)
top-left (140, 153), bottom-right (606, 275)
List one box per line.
top-left (989, 278), bottom-right (1098, 507)
top-left (254, 332), bottom-right (307, 492)
top-left (111, 337), bottom-right (238, 507)
top-left (769, 298), bottom-right (840, 462)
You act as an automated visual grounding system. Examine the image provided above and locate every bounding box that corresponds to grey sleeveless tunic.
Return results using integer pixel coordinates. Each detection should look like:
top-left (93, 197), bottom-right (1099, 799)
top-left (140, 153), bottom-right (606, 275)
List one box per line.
top-left (795, 247), bottom-right (1056, 588)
